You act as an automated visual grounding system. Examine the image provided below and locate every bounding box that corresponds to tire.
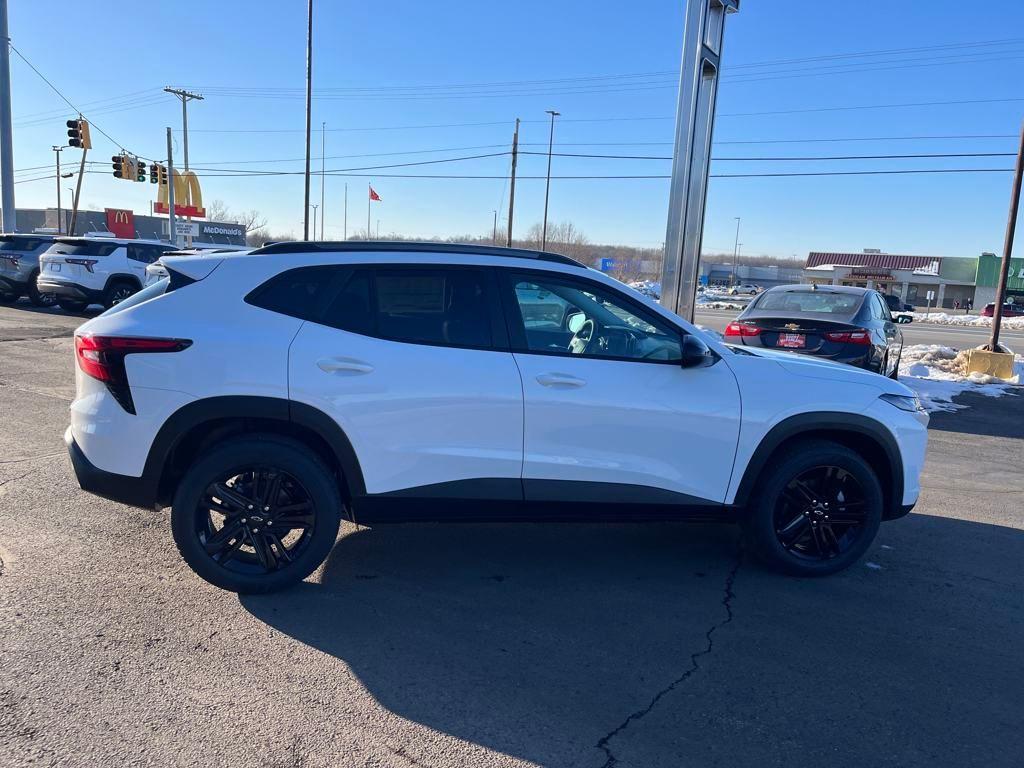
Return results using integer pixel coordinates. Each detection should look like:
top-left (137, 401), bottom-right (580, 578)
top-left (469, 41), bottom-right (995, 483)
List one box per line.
top-left (0, 291), bottom-right (16, 303)
top-left (57, 299), bottom-right (88, 313)
top-left (742, 439), bottom-right (883, 577)
top-left (170, 435), bottom-right (343, 594)
top-left (27, 272), bottom-right (57, 307)
top-left (104, 280), bottom-right (138, 309)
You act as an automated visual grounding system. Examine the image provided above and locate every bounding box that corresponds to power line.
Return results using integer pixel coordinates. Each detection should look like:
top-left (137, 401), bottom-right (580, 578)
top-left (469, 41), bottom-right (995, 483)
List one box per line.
top-left (522, 150), bottom-right (1018, 161)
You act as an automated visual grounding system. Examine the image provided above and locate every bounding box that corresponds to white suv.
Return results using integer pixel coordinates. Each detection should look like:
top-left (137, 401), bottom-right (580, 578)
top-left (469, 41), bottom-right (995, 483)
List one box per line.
top-left (37, 236), bottom-right (176, 312)
top-left (64, 243), bottom-right (928, 593)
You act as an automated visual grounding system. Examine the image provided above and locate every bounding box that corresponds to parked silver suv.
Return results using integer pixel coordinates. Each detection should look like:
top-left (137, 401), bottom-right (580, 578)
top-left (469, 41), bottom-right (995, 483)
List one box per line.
top-left (0, 233), bottom-right (58, 307)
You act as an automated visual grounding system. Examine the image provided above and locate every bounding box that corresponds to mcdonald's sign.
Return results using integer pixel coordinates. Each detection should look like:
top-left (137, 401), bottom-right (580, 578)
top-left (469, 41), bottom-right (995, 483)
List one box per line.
top-left (153, 169), bottom-right (206, 218)
top-left (104, 208), bottom-right (135, 239)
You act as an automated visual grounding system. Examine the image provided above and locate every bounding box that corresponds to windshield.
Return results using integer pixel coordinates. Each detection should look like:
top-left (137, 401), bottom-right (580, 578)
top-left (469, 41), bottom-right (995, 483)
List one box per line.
top-left (0, 236), bottom-right (48, 252)
top-left (753, 290), bottom-right (862, 315)
top-left (51, 240), bottom-right (118, 257)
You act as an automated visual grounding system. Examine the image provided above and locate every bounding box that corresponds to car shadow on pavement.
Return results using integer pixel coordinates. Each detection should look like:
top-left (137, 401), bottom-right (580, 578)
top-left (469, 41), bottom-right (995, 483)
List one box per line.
top-left (241, 515), bottom-right (1024, 767)
top-left (928, 388), bottom-right (1023, 439)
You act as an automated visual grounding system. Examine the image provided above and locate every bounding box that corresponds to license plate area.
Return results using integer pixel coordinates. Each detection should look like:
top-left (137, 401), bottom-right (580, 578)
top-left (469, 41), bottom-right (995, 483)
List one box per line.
top-left (49, 263), bottom-right (61, 272)
top-left (777, 333), bottom-right (806, 349)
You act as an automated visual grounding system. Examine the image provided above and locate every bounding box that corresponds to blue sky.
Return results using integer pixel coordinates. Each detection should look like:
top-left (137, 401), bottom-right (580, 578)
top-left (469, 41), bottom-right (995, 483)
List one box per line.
top-left (7, 0), bottom-right (1024, 259)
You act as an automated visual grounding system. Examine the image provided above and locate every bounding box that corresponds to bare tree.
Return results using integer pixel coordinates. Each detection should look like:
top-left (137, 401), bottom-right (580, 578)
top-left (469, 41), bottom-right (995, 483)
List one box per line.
top-left (205, 199), bottom-right (232, 222)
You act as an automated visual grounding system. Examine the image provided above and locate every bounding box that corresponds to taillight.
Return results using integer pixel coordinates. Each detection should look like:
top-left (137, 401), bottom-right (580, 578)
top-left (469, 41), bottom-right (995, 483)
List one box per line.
top-left (75, 335), bottom-right (191, 414)
top-left (824, 329), bottom-right (872, 345)
top-left (65, 258), bottom-right (98, 273)
top-left (724, 321), bottom-right (761, 338)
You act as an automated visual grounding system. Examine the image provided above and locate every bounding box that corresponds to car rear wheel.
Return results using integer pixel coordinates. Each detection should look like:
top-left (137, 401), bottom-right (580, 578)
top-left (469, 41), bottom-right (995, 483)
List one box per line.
top-left (57, 299), bottom-right (88, 313)
top-left (170, 435), bottom-right (343, 593)
top-left (743, 439), bottom-right (882, 576)
top-left (104, 280), bottom-right (137, 309)
top-left (27, 273), bottom-right (57, 307)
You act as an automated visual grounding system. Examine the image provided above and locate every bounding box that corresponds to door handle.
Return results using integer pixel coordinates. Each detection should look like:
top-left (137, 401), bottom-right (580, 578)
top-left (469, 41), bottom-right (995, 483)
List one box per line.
top-left (316, 357), bottom-right (374, 374)
top-left (536, 373), bottom-right (586, 388)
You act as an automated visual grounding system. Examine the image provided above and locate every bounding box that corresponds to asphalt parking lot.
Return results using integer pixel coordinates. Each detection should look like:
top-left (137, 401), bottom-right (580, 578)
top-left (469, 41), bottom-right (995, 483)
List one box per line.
top-left (1, 300), bottom-right (1022, 768)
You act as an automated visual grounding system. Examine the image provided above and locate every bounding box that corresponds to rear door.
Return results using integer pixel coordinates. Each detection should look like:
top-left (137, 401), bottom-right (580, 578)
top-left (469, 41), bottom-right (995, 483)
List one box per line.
top-left (287, 263), bottom-right (524, 497)
top-left (500, 268), bottom-right (741, 506)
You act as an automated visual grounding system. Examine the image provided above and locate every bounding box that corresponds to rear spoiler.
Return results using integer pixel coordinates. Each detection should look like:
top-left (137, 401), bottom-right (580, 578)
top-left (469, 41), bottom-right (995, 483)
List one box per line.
top-left (161, 255), bottom-right (224, 282)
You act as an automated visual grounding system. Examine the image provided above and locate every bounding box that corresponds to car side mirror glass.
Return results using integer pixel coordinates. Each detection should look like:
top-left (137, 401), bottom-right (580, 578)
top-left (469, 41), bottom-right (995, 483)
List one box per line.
top-left (566, 311), bottom-right (586, 334)
top-left (680, 334), bottom-right (715, 368)
top-left (896, 314), bottom-right (912, 324)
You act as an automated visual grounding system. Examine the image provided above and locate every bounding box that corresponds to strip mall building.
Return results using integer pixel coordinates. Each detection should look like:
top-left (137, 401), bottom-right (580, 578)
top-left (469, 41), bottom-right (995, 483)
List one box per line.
top-left (801, 250), bottom-right (1019, 309)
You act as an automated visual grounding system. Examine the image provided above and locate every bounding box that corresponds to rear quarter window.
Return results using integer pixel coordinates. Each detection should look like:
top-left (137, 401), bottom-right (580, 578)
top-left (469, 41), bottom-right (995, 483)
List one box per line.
top-left (0, 236), bottom-right (47, 252)
top-left (244, 265), bottom-right (348, 322)
top-left (50, 241), bottom-right (118, 257)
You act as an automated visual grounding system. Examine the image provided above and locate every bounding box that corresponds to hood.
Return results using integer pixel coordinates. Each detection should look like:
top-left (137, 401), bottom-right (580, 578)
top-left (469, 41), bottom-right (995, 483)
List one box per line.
top-left (727, 344), bottom-right (913, 396)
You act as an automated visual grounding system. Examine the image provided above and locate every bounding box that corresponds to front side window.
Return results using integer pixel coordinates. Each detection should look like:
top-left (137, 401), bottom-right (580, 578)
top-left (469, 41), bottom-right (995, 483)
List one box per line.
top-left (509, 274), bottom-right (681, 362)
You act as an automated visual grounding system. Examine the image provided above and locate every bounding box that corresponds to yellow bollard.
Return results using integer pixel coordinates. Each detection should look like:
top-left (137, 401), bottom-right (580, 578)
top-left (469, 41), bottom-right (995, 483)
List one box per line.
top-left (965, 348), bottom-right (1016, 380)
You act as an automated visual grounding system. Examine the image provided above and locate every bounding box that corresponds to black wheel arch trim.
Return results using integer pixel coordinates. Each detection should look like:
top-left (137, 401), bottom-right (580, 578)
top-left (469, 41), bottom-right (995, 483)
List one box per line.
top-left (734, 411), bottom-right (905, 520)
top-left (139, 396), bottom-right (365, 508)
top-left (104, 274), bottom-right (143, 294)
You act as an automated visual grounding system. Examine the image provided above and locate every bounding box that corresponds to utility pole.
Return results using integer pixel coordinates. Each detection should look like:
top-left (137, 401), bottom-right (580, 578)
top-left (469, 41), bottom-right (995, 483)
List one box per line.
top-left (68, 133), bottom-right (87, 236)
top-left (302, 0), bottom-right (314, 241)
top-left (376, 219), bottom-right (380, 239)
top-left (320, 121), bottom-right (326, 240)
top-left (366, 183), bottom-right (371, 239)
top-left (541, 109), bottom-right (560, 249)
top-left (164, 87), bottom-right (203, 247)
top-left (731, 216), bottom-right (741, 286)
top-left (660, 0), bottom-right (740, 321)
top-left (166, 127), bottom-right (177, 247)
top-left (492, 209), bottom-right (498, 244)
top-left (343, 183), bottom-right (348, 240)
top-left (988, 119), bottom-right (1024, 352)
top-left (311, 204), bottom-right (318, 241)
top-left (506, 117), bottom-right (520, 248)
top-left (52, 146), bottom-right (63, 234)
top-left (0, 0), bottom-right (15, 233)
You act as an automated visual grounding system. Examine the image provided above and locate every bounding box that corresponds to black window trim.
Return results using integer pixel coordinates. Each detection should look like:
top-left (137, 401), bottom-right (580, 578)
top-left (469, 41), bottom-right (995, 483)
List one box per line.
top-left (496, 267), bottom-right (691, 367)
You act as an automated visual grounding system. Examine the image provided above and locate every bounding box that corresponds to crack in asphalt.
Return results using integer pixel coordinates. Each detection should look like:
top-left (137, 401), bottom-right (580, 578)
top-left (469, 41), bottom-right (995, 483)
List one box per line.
top-left (0, 469), bottom-right (39, 490)
top-left (594, 547), bottom-right (742, 768)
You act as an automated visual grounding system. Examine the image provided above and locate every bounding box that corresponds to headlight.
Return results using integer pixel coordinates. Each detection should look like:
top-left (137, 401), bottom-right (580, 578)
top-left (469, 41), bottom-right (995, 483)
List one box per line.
top-left (880, 393), bottom-right (925, 412)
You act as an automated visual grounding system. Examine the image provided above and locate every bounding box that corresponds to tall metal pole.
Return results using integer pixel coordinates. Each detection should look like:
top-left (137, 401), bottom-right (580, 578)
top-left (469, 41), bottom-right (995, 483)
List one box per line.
top-left (69, 143), bottom-right (87, 237)
top-left (988, 119), bottom-right (1024, 352)
top-left (166, 127), bottom-right (177, 247)
top-left (492, 209), bottom-right (498, 244)
top-left (311, 205), bottom-right (318, 241)
top-left (52, 146), bottom-right (63, 234)
top-left (0, 0), bottom-right (15, 233)
top-left (320, 121), bottom-right (326, 240)
top-left (302, 0), bottom-right (313, 241)
top-left (164, 88), bottom-right (203, 247)
top-left (343, 183), bottom-right (348, 240)
top-left (731, 216), bottom-right (740, 286)
top-left (367, 183), bottom-right (371, 239)
top-left (541, 109), bottom-right (560, 250)
top-left (506, 118), bottom-right (520, 248)
top-left (660, 0), bottom-right (740, 321)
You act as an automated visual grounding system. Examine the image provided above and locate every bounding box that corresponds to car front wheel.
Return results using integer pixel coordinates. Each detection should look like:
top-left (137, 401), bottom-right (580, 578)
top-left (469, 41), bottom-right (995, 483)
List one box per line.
top-left (743, 439), bottom-right (883, 576)
top-left (171, 435), bottom-right (344, 593)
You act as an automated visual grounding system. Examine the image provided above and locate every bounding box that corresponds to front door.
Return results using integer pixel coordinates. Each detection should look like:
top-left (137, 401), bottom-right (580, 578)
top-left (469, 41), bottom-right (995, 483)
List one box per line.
top-left (500, 269), bottom-right (742, 507)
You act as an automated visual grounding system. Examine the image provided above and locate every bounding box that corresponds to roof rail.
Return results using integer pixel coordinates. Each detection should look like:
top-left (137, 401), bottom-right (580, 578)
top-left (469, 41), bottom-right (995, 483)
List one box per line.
top-left (247, 240), bottom-right (585, 267)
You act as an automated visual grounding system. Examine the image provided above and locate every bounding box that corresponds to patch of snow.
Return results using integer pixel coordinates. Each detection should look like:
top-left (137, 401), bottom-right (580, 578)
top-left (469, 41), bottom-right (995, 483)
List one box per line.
top-left (897, 344), bottom-right (1022, 412)
top-left (909, 312), bottom-right (1024, 328)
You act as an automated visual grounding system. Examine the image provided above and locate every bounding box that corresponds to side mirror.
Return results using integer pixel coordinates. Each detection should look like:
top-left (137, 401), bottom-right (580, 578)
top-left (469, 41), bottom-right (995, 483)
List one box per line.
top-left (566, 311), bottom-right (586, 334)
top-left (896, 314), bottom-right (913, 324)
top-left (680, 334), bottom-right (716, 369)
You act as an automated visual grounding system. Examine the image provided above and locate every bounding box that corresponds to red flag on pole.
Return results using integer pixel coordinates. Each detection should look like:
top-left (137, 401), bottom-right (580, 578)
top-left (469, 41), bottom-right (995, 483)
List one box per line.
top-left (369, 186), bottom-right (381, 202)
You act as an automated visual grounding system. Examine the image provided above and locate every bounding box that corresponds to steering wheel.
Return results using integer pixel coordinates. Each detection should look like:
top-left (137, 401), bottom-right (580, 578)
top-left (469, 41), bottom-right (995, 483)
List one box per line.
top-left (568, 318), bottom-right (595, 354)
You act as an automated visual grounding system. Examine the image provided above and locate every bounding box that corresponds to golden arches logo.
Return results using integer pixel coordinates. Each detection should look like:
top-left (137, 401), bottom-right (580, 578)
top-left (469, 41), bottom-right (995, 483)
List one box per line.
top-left (155, 170), bottom-right (206, 218)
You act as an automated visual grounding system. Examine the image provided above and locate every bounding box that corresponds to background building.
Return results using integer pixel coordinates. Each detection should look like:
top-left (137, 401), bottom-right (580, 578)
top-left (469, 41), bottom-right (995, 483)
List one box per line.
top-left (13, 207), bottom-right (248, 248)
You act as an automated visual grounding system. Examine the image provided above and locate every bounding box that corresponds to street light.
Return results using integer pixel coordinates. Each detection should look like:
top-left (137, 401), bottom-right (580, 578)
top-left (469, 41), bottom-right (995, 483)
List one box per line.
top-left (541, 109), bottom-right (560, 250)
top-left (310, 204), bottom-right (319, 241)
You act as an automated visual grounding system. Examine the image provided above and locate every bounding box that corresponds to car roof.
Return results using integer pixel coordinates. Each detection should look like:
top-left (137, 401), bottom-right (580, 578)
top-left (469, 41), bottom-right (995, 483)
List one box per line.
top-left (248, 240), bottom-right (585, 268)
top-left (762, 283), bottom-right (872, 295)
top-left (53, 236), bottom-right (170, 246)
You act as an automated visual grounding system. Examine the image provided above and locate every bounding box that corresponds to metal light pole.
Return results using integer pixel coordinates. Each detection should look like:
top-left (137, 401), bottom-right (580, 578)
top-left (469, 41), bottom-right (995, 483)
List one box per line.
top-left (320, 121), bottom-right (326, 240)
top-left (660, 0), bottom-right (740, 321)
top-left (0, 0), bottom-right (15, 233)
top-left (988, 119), bottom-right (1024, 352)
top-left (731, 216), bottom-right (741, 286)
top-left (343, 183), bottom-right (348, 240)
top-left (311, 204), bottom-right (318, 241)
top-left (52, 146), bottom-right (64, 234)
top-left (492, 209), bottom-right (498, 244)
top-left (302, 0), bottom-right (314, 241)
top-left (541, 109), bottom-right (560, 249)
top-left (166, 127), bottom-right (177, 247)
top-left (164, 88), bottom-right (203, 247)
top-left (506, 118), bottom-right (520, 247)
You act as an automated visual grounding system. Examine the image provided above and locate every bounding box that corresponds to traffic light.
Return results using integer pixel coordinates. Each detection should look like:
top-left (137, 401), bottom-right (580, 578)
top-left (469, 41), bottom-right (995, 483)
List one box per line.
top-left (135, 157), bottom-right (146, 182)
top-left (149, 163), bottom-right (160, 184)
top-left (111, 153), bottom-right (125, 179)
top-left (66, 119), bottom-right (92, 149)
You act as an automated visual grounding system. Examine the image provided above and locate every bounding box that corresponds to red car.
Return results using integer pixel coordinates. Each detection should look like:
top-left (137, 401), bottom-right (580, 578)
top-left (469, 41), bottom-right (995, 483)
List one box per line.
top-left (981, 302), bottom-right (1024, 318)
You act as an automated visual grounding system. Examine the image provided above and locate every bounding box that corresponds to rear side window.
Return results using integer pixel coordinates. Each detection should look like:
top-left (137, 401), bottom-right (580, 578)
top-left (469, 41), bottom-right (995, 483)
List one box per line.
top-left (0, 236), bottom-right (46, 252)
top-left (128, 244), bottom-right (170, 264)
top-left (322, 267), bottom-right (493, 349)
top-left (51, 241), bottom-right (118, 257)
top-left (245, 265), bottom-right (344, 322)
top-left (755, 290), bottom-right (861, 315)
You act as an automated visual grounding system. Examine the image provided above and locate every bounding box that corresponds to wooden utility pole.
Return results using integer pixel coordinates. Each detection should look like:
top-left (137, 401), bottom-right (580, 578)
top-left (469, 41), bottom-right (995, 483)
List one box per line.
top-left (988, 119), bottom-right (1024, 352)
top-left (302, 0), bottom-right (313, 240)
top-left (506, 118), bottom-right (520, 248)
top-left (68, 147), bottom-right (87, 236)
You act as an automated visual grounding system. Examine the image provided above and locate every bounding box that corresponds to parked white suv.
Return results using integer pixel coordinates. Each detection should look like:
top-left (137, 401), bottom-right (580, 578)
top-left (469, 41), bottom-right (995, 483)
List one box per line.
top-left (37, 236), bottom-right (176, 312)
top-left (64, 243), bottom-right (928, 593)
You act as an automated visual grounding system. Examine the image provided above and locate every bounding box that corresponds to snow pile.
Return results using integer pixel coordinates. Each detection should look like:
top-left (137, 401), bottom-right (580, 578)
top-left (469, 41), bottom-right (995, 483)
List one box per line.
top-left (629, 281), bottom-right (661, 299)
top-left (897, 344), bottom-right (1023, 412)
top-left (910, 312), bottom-right (1024, 328)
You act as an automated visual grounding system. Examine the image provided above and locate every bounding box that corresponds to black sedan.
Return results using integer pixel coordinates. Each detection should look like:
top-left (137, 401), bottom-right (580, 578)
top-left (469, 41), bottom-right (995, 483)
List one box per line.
top-left (724, 284), bottom-right (904, 378)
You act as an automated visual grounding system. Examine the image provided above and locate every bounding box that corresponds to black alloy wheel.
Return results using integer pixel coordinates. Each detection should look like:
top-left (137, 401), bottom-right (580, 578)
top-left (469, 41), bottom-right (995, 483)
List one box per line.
top-left (171, 436), bottom-right (343, 593)
top-left (772, 466), bottom-right (867, 561)
top-left (105, 282), bottom-right (137, 308)
top-left (744, 439), bottom-right (883, 576)
top-left (27, 274), bottom-right (57, 307)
